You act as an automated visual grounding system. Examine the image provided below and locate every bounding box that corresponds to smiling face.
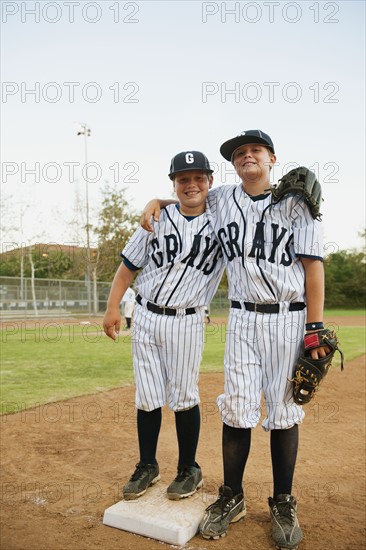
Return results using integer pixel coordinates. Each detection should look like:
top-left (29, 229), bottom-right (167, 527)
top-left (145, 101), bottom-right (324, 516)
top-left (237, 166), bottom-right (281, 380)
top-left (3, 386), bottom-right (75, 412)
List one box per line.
top-left (173, 170), bottom-right (213, 216)
top-left (232, 144), bottom-right (276, 192)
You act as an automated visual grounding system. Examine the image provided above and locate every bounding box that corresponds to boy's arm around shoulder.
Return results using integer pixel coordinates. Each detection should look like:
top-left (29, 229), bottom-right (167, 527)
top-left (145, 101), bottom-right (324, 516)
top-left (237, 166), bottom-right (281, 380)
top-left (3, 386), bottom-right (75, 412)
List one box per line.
top-left (103, 263), bottom-right (136, 340)
top-left (140, 198), bottom-right (177, 232)
top-left (140, 187), bottom-right (221, 232)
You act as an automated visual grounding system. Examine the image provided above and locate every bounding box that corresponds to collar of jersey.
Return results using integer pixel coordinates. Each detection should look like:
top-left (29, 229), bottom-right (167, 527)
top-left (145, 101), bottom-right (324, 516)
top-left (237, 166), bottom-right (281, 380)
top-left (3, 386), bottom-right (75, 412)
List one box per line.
top-left (175, 203), bottom-right (202, 220)
top-left (246, 191), bottom-right (271, 202)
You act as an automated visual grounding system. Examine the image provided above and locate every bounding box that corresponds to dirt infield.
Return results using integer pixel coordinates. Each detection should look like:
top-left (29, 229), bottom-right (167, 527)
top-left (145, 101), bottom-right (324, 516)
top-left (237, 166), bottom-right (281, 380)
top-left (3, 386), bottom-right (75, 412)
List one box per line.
top-left (1, 341), bottom-right (365, 550)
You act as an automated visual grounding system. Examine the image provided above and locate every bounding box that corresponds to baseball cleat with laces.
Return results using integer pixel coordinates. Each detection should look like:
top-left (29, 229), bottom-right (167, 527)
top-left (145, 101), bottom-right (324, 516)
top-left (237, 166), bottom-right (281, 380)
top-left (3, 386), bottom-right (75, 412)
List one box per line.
top-left (199, 484), bottom-right (246, 539)
top-left (123, 461), bottom-right (160, 500)
top-left (268, 494), bottom-right (303, 549)
top-left (167, 463), bottom-right (203, 500)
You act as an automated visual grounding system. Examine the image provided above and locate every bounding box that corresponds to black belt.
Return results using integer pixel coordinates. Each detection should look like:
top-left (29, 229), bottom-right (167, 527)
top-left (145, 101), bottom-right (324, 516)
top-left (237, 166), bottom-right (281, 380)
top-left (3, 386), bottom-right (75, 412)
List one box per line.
top-left (136, 294), bottom-right (196, 316)
top-left (230, 301), bottom-right (306, 314)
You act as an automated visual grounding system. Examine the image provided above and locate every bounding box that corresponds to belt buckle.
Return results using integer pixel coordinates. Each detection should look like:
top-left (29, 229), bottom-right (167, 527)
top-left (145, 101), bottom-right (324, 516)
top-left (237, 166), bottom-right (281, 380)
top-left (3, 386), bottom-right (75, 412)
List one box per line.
top-left (254, 303), bottom-right (258, 313)
top-left (161, 305), bottom-right (166, 315)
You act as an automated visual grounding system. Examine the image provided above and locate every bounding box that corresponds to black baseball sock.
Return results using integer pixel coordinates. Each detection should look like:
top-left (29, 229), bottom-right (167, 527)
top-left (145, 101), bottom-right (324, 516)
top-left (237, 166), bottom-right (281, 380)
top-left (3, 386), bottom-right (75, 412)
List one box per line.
top-left (137, 407), bottom-right (162, 465)
top-left (270, 424), bottom-right (299, 498)
top-left (223, 423), bottom-right (251, 496)
top-left (174, 405), bottom-right (200, 467)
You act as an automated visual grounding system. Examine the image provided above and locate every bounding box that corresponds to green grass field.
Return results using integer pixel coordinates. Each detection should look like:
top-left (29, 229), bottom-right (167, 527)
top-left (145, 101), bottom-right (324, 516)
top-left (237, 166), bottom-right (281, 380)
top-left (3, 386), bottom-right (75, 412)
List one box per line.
top-left (1, 313), bottom-right (364, 414)
top-left (210, 307), bottom-right (365, 319)
top-left (324, 309), bottom-right (365, 317)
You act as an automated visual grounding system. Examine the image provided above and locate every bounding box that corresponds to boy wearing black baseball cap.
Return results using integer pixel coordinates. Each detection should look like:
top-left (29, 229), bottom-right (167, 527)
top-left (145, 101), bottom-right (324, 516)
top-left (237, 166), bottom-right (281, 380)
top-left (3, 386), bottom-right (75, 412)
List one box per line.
top-left (220, 129), bottom-right (275, 160)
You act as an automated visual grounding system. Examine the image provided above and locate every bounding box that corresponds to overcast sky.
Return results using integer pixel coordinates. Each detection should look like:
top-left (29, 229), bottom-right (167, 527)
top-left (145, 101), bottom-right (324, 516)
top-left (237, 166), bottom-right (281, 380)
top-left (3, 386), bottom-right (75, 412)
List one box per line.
top-left (1, 0), bottom-right (365, 254)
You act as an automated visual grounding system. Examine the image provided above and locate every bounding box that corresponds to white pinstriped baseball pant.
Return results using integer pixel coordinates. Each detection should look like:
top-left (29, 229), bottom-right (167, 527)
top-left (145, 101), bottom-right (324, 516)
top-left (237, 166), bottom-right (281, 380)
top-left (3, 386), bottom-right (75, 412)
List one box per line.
top-left (217, 307), bottom-right (306, 431)
top-left (132, 304), bottom-right (205, 412)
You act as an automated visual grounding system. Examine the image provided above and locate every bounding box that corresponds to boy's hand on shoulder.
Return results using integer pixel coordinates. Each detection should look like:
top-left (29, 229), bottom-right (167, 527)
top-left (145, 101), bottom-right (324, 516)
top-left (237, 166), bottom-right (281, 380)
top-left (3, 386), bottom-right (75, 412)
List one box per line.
top-left (103, 308), bottom-right (121, 341)
top-left (140, 200), bottom-right (161, 232)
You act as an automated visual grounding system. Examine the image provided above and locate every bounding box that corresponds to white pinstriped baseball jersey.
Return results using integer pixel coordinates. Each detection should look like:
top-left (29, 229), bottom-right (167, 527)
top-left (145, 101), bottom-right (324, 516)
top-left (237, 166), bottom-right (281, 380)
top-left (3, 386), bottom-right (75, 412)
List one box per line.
top-left (121, 204), bottom-right (225, 309)
top-left (206, 185), bottom-right (323, 304)
top-left (205, 184), bottom-right (323, 430)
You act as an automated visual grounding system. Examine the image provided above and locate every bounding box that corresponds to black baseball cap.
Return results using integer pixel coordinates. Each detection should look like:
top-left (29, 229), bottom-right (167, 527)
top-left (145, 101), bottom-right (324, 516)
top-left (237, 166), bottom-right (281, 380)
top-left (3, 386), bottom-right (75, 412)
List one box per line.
top-left (168, 151), bottom-right (213, 180)
top-left (220, 130), bottom-right (275, 161)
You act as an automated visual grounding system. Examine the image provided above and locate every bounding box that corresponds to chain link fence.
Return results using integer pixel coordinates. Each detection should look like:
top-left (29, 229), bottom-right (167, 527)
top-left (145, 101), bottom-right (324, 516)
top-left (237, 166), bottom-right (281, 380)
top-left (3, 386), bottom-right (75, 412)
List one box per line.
top-left (0, 277), bottom-right (229, 318)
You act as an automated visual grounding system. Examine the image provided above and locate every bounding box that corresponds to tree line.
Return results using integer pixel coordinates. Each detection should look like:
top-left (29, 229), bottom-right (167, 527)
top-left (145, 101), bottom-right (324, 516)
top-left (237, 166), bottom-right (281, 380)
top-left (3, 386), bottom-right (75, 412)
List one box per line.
top-left (1, 188), bottom-right (365, 309)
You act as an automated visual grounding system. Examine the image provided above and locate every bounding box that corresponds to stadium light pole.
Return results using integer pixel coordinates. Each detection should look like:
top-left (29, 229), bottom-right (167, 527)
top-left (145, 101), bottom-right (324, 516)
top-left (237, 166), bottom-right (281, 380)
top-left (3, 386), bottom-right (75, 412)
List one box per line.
top-left (20, 204), bottom-right (24, 301)
top-left (76, 123), bottom-right (92, 316)
top-left (17, 200), bottom-right (29, 302)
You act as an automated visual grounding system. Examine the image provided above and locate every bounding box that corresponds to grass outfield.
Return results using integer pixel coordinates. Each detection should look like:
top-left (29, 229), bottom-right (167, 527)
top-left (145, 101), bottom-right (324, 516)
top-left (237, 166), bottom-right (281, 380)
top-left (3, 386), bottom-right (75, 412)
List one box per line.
top-left (324, 309), bottom-right (365, 317)
top-left (211, 308), bottom-right (366, 319)
top-left (1, 314), bottom-right (365, 414)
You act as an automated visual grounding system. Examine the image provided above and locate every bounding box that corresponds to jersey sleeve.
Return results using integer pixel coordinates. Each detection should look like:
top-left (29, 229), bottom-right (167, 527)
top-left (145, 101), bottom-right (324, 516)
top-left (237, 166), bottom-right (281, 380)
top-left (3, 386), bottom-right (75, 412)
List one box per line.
top-left (122, 257), bottom-right (140, 271)
top-left (121, 227), bottom-right (152, 269)
top-left (206, 186), bottom-right (219, 217)
top-left (291, 197), bottom-right (324, 260)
